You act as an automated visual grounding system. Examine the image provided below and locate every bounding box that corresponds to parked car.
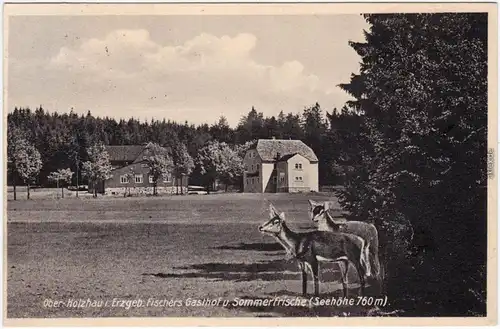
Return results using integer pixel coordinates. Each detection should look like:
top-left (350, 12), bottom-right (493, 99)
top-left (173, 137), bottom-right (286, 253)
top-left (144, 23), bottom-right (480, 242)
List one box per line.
top-left (187, 185), bottom-right (208, 195)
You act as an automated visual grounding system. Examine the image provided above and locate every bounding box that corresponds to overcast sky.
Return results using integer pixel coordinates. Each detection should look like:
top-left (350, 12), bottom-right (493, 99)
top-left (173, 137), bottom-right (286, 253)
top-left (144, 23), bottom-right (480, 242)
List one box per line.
top-left (7, 15), bottom-right (369, 127)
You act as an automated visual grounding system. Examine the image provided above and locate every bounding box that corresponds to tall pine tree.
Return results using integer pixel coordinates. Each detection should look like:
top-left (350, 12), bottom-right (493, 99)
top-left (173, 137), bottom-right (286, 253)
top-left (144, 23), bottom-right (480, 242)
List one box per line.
top-left (338, 13), bottom-right (487, 315)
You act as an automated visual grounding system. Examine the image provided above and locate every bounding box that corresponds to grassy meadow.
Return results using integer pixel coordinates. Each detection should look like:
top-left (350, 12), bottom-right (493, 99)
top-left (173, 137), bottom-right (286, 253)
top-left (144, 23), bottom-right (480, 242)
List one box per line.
top-left (7, 192), bottom-right (378, 318)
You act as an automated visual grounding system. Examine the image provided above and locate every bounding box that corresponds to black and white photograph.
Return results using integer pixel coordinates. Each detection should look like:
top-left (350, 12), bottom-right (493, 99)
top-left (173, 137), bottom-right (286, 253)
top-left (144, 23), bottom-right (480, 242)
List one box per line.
top-left (3, 3), bottom-right (497, 326)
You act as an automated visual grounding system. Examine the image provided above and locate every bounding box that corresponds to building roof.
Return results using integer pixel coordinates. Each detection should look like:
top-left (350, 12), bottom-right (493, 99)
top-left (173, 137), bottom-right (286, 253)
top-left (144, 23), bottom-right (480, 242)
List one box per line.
top-left (255, 139), bottom-right (318, 163)
top-left (105, 143), bottom-right (173, 163)
top-left (278, 153), bottom-right (299, 162)
top-left (105, 145), bottom-right (145, 162)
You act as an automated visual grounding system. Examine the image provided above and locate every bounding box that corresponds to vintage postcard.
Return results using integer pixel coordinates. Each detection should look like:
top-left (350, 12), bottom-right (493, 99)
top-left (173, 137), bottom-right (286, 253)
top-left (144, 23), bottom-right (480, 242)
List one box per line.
top-left (2, 2), bottom-right (498, 327)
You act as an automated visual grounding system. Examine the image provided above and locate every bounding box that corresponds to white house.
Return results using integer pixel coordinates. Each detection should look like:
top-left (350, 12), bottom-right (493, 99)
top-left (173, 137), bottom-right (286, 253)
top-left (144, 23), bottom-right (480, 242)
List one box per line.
top-left (243, 139), bottom-right (319, 193)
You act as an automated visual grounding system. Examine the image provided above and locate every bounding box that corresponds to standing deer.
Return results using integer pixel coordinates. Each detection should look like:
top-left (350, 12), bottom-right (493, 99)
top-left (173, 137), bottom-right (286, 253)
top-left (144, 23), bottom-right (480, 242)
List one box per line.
top-left (259, 204), bottom-right (371, 297)
top-left (308, 200), bottom-right (383, 292)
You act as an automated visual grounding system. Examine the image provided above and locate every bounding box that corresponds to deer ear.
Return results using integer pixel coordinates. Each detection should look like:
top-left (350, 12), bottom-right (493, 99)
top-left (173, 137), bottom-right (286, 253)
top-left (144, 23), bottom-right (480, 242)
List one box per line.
top-left (308, 200), bottom-right (315, 207)
top-left (278, 212), bottom-right (286, 221)
top-left (269, 204), bottom-right (278, 218)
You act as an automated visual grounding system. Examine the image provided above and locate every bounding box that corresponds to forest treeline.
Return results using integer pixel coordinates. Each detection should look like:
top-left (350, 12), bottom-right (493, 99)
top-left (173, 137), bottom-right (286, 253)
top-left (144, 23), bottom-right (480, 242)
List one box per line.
top-left (7, 102), bottom-right (345, 188)
top-left (7, 13), bottom-right (487, 315)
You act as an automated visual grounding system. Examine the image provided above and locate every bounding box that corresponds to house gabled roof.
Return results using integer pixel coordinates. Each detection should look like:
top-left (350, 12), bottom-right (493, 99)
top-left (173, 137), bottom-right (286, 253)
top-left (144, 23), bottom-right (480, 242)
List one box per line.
top-left (104, 143), bottom-right (171, 163)
top-left (254, 139), bottom-right (318, 163)
top-left (105, 145), bottom-right (145, 162)
top-left (278, 153), bottom-right (303, 162)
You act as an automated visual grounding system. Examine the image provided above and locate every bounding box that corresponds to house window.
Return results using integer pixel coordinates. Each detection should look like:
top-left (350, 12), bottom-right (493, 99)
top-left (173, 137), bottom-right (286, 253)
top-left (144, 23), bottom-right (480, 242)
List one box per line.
top-left (251, 164), bottom-right (254, 172)
top-left (295, 163), bottom-right (303, 170)
top-left (257, 164), bottom-right (260, 171)
top-left (163, 174), bottom-right (171, 183)
top-left (135, 174), bottom-right (143, 183)
top-left (272, 176), bottom-right (277, 183)
top-left (149, 176), bottom-right (155, 184)
top-left (120, 175), bottom-right (128, 184)
top-left (295, 176), bottom-right (303, 181)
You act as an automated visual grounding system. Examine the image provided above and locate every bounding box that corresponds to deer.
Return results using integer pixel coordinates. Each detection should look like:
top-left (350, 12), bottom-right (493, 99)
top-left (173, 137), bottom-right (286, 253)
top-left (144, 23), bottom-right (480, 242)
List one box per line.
top-left (258, 204), bottom-right (371, 297)
top-left (308, 200), bottom-right (383, 293)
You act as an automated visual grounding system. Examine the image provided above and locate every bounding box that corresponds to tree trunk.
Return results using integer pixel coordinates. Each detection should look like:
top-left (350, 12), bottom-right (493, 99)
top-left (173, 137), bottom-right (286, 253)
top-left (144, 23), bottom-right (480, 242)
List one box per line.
top-left (56, 180), bottom-right (60, 198)
top-left (27, 183), bottom-right (30, 200)
top-left (76, 169), bottom-right (79, 198)
top-left (13, 173), bottom-right (16, 201)
top-left (176, 177), bottom-right (179, 195)
top-left (61, 185), bottom-right (64, 198)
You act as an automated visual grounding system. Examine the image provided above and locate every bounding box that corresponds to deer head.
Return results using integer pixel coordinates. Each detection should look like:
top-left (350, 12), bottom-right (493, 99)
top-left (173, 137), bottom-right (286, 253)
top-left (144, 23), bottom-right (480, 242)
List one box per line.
top-left (259, 203), bottom-right (286, 235)
top-left (308, 199), bottom-right (329, 222)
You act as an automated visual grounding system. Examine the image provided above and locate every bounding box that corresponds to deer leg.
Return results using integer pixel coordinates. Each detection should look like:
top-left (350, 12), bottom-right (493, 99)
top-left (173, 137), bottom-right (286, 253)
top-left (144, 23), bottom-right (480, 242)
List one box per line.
top-left (337, 261), bottom-right (346, 296)
top-left (340, 259), bottom-right (349, 298)
top-left (310, 260), bottom-right (320, 297)
top-left (298, 262), bottom-right (308, 296)
top-left (367, 252), bottom-right (382, 295)
top-left (337, 260), bottom-right (345, 285)
top-left (355, 262), bottom-right (366, 296)
top-left (371, 259), bottom-right (382, 296)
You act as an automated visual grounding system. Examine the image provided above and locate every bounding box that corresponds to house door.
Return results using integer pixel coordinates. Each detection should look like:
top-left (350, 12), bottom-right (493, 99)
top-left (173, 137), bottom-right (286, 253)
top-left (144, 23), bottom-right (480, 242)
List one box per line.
top-left (278, 172), bottom-right (286, 193)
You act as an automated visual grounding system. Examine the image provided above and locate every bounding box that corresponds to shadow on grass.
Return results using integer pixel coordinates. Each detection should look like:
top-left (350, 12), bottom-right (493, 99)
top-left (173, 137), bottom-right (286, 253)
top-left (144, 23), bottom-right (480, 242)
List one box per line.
top-left (213, 242), bottom-right (284, 252)
top-left (142, 259), bottom-right (371, 286)
top-left (142, 259), bottom-right (300, 282)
